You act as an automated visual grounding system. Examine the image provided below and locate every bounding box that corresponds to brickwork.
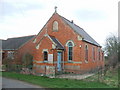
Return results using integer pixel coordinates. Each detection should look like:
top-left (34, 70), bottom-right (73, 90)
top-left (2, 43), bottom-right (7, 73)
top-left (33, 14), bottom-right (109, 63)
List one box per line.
top-left (14, 12), bottom-right (104, 75)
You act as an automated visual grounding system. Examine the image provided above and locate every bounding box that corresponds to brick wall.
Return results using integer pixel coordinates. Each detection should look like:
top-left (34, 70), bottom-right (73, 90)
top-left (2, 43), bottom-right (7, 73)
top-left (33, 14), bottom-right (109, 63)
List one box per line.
top-left (17, 12), bottom-right (104, 74)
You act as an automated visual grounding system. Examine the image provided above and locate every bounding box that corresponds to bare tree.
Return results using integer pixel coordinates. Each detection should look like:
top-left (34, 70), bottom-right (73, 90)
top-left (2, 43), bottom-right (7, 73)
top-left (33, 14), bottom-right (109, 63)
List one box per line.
top-left (104, 34), bottom-right (119, 75)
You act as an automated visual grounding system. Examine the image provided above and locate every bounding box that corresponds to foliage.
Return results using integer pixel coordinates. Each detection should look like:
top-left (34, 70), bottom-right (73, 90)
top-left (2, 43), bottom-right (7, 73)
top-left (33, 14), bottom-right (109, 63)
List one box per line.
top-left (22, 53), bottom-right (33, 69)
top-left (84, 69), bottom-right (118, 88)
top-left (2, 58), bottom-right (16, 71)
top-left (104, 34), bottom-right (119, 69)
top-left (2, 72), bottom-right (113, 88)
top-left (2, 58), bottom-right (13, 65)
top-left (2, 64), bottom-right (23, 72)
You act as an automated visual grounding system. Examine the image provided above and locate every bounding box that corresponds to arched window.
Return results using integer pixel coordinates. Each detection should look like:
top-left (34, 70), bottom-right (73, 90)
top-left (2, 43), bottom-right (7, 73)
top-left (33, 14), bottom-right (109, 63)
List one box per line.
top-left (53, 21), bottom-right (58, 31)
top-left (68, 42), bottom-right (73, 61)
top-left (85, 45), bottom-right (88, 61)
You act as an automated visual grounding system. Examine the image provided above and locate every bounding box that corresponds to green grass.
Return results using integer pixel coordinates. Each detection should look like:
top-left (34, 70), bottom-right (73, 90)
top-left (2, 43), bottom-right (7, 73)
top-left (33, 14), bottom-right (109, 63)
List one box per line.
top-left (84, 69), bottom-right (119, 88)
top-left (2, 72), bottom-right (113, 88)
top-left (0, 72), bottom-right (2, 76)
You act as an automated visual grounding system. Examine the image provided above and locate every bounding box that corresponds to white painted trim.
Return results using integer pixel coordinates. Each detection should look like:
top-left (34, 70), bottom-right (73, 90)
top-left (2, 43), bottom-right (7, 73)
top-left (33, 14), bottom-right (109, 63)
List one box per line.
top-left (65, 40), bottom-right (75, 46)
top-left (53, 21), bottom-right (58, 32)
top-left (36, 44), bottom-right (40, 49)
top-left (57, 50), bottom-right (62, 52)
top-left (33, 60), bottom-right (82, 64)
top-left (42, 49), bottom-right (49, 53)
top-left (77, 35), bottom-right (82, 41)
top-left (33, 38), bottom-right (36, 43)
top-left (52, 44), bottom-right (56, 49)
top-left (85, 60), bottom-right (88, 63)
top-left (45, 34), bottom-right (57, 46)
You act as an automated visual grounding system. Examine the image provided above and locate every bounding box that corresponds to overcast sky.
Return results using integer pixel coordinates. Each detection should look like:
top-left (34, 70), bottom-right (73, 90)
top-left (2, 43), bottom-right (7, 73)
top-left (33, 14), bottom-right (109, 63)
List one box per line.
top-left (0, 0), bottom-right (119, 47)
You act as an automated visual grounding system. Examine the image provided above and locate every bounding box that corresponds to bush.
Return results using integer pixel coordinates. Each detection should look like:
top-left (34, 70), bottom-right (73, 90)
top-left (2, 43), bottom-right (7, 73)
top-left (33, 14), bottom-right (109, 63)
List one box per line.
top-left (22, 53), bottom-right (33, 69)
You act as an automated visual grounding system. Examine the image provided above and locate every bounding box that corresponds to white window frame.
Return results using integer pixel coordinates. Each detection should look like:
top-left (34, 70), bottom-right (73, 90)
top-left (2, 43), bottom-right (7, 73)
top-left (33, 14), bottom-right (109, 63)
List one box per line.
top-left (7, 51), bottom-right (14, 59)
top-left (66, 40), bottom-right (75, 62)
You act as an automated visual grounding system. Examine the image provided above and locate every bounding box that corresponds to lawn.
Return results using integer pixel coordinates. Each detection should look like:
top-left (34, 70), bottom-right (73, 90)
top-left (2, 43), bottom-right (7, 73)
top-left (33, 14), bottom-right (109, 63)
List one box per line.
top-left (84, 69), bottom-right (119, 88)
top-left (2, 72), bottom-right (114, 88)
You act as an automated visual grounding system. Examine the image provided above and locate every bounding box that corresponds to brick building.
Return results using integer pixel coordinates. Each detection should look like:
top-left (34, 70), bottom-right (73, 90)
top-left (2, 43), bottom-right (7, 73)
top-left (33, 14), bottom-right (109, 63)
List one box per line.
top-left (31, 10), bottom-right (104, 75)
top-left (2, 35), bottom-right (35, 64)
top-left (2, 10), bottom-right (104, 75)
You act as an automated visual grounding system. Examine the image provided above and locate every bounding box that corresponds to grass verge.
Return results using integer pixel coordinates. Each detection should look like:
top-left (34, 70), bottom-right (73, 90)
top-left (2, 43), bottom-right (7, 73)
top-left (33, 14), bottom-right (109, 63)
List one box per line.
top-left (84, 69), bottom-right (119, 88)
top-left (2, 72), bottom-right (113, 88)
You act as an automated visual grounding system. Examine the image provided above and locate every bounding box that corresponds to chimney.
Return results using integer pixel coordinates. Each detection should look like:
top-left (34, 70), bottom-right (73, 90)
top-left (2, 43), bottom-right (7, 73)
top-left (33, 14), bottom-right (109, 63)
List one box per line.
top-left (71, 20), bottom-right (74, 24)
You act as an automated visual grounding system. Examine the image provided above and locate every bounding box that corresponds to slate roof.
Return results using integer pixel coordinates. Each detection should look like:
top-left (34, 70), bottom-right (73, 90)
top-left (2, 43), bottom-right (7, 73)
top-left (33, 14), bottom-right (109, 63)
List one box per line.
top-left (49, 36), bottom-right (64, 49)
top-left (60, 15), bottom-right (100, 46)
top-left (2, 35), bottom-right (35, 50)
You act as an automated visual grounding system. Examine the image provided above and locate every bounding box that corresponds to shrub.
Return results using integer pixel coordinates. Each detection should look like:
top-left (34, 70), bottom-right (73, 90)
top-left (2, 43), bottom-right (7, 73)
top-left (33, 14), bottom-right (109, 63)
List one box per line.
top-left (22, 53), bottom-right (33, 69)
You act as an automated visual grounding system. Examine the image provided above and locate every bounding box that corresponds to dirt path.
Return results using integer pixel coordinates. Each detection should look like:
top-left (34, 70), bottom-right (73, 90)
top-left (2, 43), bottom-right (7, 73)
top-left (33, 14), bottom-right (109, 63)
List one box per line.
top-left (2, 77), bottom-right (43, 88)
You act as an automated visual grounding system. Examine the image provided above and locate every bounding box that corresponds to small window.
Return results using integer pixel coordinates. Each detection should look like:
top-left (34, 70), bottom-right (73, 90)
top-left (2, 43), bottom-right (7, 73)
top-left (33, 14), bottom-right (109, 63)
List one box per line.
top-left (43, 51), bottom-right (48, 61)
top-left (102, 52), bottom-right (104, 61)
top-left (98, 49), bottom-right (100, 60)
top-left (53, 21), bottom-right (58, 31)
top-left (92, 47), bottom-right (95, 61)
top-left (85, 45), bottom-right (88, 61)
top-left (7, 51), bottom-right (14, 59)
top-left (68, 42), bottom-right (73, 61)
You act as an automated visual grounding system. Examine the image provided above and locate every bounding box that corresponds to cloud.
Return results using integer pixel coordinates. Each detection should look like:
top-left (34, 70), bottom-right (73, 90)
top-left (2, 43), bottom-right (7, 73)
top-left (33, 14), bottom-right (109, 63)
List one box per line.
top-left (0, 0), bottom-right (43, 17)
top-left (74, 10), bottom-right (107, 21)
top-left (0, 0), bottom-right (119, 47)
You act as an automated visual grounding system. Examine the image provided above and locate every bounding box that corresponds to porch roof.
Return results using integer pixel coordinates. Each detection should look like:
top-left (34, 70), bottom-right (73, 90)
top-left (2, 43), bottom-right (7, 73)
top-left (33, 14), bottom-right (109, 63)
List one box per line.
top-left (49, 36), bottom-right (64, 50)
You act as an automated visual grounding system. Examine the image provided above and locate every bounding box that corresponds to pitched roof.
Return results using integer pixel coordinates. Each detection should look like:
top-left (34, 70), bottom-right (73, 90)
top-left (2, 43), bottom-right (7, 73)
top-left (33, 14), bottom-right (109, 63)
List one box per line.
top-left (49, 36), bottom-right (64, 50)
top-left (60, 15), bottom-right (100, 46)
top-left (2, 35), bottom-right (35, 50)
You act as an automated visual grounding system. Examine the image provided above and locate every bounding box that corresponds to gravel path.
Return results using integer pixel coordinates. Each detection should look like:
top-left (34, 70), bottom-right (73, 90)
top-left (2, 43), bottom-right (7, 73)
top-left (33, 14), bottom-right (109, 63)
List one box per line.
top-left (56, 73), bottom-right (94, 80)
top-left (2, 77), bottom-right (43, 88)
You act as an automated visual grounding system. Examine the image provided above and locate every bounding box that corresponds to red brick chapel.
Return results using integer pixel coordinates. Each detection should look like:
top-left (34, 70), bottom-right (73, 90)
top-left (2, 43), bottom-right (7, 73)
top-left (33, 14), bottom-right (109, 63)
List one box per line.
top-left (2, 8), bottom-right (104, 76)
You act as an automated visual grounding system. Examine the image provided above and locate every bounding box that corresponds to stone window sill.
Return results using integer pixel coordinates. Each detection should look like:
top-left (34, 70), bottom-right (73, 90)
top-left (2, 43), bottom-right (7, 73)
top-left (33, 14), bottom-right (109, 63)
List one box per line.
top-left (85, 60), bottom-right (88, 63)
top-left (68, 60), bottom-right (73, 63)
top-left (43, 61), bottom-right (48, 63)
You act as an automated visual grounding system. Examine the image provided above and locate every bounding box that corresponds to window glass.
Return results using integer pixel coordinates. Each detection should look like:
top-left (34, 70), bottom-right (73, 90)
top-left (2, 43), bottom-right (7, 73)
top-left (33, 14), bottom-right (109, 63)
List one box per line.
top-left (7, 51), bottom-right (14, 59)
top-left (85, 45), bottom-right (88, 61)
top-left (44, 51), bottom-right (48, 61)
top-left (98, 49), bottom-right (100, 60)
top-left (68, 42), bottom-right (73, 60)
top-left (93, 47), bottom-right (95, 61)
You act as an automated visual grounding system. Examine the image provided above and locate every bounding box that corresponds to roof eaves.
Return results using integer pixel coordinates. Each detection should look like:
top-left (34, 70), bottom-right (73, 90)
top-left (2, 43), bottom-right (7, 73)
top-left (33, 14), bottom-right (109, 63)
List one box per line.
top-left (83, 39), bottom-right (101, 47)
top-left (49, 35), bottom-right (64, 50)
top-left (2, 49), bottom-right (17, 50)
top-left (55, 38), bottom-right (64, 49)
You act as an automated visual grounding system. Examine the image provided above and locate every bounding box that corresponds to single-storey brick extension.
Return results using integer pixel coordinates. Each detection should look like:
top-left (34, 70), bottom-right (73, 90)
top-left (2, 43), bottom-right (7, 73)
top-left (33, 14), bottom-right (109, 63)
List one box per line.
top-left (2, 10), bottom-right (104, 75)
top-left (2, 35), bottom-right (35, 63)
